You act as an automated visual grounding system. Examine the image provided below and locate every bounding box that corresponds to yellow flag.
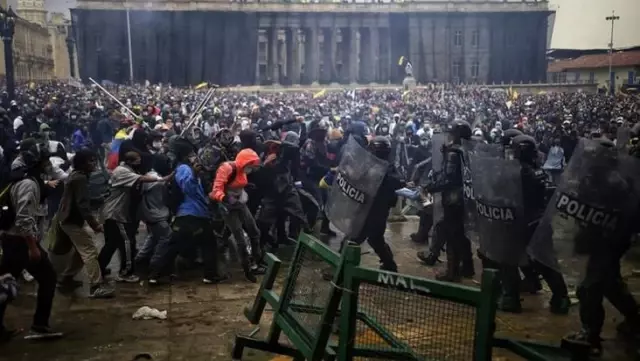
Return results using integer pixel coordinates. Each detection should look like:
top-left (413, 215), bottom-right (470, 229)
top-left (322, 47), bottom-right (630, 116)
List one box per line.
top-left (313, 89), bottom-right (326, 99)
top-left (402, 90), bottom-right (410, 99)
top-left (29, 82), bottom-right (35, 89)
top-left (195, 82), bottom-right (208, 90)
top-left (397, 56), bottom-right (405, 66)
top-left (512, 90), bottom-right (519, 100)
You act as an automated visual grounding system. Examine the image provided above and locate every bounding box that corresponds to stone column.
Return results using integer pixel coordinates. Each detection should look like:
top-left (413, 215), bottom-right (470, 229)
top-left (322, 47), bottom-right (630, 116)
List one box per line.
top-left (370, 26), bottom-right (379, 83)
top-left (342, 27), bottom-right (358, 84)
top-left (304, 25), bottom-right (319, 84)
top-left (286, 28), bottom-right (301, 85)
top-left (255, 33), bottom-right (261, 85)
top-left (359, 28), bottom-right (371, 83)
top-left (268, 27), bottom-right (279, 85)
top-left (321, 28), bottom-right (336, 83)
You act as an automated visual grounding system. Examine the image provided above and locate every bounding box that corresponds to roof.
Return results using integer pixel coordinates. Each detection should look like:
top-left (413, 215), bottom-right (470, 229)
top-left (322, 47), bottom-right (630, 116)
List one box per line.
top-left (548, 50), bottom-right (640, 73)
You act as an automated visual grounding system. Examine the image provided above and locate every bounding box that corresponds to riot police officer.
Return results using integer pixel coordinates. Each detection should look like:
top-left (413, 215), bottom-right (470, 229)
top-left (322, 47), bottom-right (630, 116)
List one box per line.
top-left (501, 135), bottom-right (570, 314)
top-left (425, 120), bottom-right (474, 282)
top-left (563, 137), bottom-right (640, 357)
top-left (352, 136), bottom-right (403, 272)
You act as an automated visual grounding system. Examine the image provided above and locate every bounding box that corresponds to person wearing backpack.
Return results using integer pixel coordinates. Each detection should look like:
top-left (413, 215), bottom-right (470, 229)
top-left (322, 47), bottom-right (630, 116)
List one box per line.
top-left (209, 148), bottom-right (263, 283)
top-left (149, 137), bottom-right (223, 285)
top-left (0, 140), bottom-right (62, 340)
top-left (98, 151), bottom-right (171, 283)
top-left (56, 149), bottom-right (114, 299)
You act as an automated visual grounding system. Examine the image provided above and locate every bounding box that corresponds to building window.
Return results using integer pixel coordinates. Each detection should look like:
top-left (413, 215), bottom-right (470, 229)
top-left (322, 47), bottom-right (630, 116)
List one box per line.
top-left (453, 30), bottom-right (463, 47)
top-left (471, 30), bottom-right (479, 47)
top-left (452, 61), bottom-right (461, 82)
top-left (589, 72), bottom-right (595, 83)
top-left (258, 42), bottom-right (267, 63)
top-left (558, 72), bottom-right (567, 83)
top-left (470, 61), bottom-right (480, 80)
top-left (574, 72), bottom-right (580, 82)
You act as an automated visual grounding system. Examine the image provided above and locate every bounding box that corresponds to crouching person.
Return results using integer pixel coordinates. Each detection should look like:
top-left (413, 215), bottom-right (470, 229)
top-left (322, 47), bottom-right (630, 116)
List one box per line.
top-left (209, 148), bottom-right (263, 283)
top-left (57, 149), bottom-right (114, 298)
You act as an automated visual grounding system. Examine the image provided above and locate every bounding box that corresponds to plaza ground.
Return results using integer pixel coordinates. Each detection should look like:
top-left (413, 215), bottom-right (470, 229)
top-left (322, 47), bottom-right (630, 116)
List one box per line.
top-left (2, 219), bottom-right (639, 361)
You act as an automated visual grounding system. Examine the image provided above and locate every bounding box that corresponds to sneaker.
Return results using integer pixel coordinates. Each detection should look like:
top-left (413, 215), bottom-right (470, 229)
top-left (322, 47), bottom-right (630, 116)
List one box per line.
top-left (89, 285), bottom-right (115, 299)
top-left (115, 274), bottom-right (140, 283)
top-left (22, 270), bottom-right (34, 283)
top-left (549, 296), bottom-right (571, 315)
top-left (416, 251), bottom-right (439, 266)
top-left (24, 326), bottom-right (64, 340)
top-left (251, 264), bottom-right (267, 275)
top-left (562, 329), bottom-right (602, 358)
top-left (203, 274), bottom-right (230, 284)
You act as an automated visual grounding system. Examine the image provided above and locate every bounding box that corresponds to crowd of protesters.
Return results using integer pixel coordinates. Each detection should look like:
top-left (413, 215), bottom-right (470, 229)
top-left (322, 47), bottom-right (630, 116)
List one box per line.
top-left (0, 80), bottom-right (637, 343)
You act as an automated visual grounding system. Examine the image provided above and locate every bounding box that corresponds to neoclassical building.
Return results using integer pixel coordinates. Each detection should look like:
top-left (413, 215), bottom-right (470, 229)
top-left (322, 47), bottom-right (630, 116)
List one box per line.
top-left (72, 0), bottom-right (552, 86)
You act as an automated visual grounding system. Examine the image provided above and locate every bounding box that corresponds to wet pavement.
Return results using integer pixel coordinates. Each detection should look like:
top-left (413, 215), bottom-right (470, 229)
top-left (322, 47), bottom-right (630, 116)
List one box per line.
top-left (1, 219), bottom-right (639, 361)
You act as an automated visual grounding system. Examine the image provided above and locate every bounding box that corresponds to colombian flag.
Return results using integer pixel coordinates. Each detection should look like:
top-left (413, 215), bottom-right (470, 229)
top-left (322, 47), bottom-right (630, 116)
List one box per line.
top-left (107, 129), bottom-right (129, 170)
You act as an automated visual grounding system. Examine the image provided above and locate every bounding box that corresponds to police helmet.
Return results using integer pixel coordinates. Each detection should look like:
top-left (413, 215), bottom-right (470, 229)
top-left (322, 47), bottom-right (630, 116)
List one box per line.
top-left (368, 136), bottom-right (392, 160)
top-left (511, 134), bottom-right (537, 161)
top-left (447, 120), bottom-right (472, 140)
top-left (502, 128), bottom-right (523, 147)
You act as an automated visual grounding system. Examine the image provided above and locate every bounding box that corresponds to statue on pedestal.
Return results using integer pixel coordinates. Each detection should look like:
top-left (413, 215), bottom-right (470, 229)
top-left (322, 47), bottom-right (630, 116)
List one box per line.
top-left (402, 58), bottom-right (416, 90)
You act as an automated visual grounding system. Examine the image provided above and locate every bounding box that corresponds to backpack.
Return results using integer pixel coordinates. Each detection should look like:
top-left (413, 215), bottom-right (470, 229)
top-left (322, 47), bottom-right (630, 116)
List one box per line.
top-left (0, 167), bottom-right (28, 231)
top-left (166, 176), bottom-right (184, 215)
top-left (167, 163), bottom-right (237, 214)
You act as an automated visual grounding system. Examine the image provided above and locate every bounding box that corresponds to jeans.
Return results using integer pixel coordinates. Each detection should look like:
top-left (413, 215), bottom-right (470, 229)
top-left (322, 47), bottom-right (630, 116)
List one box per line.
top-left (0, 235), bottom-right (57, 329)
top-left (154, 216), bottom-right (219, 280)
top-left (136, 220), bottom-right (172, 276)
top-left (98, 220), bottom-right (137, 275)
top-left (222, 203), bottom-right (262, 266)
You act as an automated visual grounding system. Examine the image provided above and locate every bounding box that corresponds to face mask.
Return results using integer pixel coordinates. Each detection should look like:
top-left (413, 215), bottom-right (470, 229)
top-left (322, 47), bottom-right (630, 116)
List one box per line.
top-left (152, 141), bottom-right (162, 150)
top-left (420, 140), bottom-right (429, 147)
top-left (245, 166), bottom-right (258, 174)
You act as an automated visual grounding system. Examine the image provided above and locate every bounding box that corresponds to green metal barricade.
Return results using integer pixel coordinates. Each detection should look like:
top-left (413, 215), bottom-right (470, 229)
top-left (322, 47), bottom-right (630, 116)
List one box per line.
top-left (233, 234), bottom-right (581, 361)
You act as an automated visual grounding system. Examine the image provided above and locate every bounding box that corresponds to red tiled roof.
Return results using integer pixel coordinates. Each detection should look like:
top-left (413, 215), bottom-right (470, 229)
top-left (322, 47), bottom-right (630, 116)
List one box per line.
top-left (547, 50), bottom-right (640, 73)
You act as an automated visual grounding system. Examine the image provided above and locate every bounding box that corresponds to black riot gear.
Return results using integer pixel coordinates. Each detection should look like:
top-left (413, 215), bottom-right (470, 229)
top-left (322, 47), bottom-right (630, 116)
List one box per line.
top-left (369, 136), bottom-right (391, 160)
top-left (512, 134), bottom-right (538, 164)
top-left (447, 120), bottom-right (472, 143)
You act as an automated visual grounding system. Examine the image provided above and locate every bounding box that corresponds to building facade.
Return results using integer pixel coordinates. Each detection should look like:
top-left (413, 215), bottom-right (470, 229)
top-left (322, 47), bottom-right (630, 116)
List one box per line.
top-left (72, 0), bottom-right (552, 86)
top-left (547, 50), bottom-right (640, 92)
top-left (48, 12), bottom-right (80, 79)
top-left (0, 0), bottom-right (55, 82)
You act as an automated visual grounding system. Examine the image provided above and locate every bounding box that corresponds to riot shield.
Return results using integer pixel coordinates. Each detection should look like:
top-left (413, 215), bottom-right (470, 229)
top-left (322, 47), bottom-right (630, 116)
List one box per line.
top-left (469, 152), bottom-right (526, 265)
top-left (325, 136), bottom-right (389, 238)
top-left (528, 138), bottom-right (640, 284)
top-left (428, 133), bottom-right (446, 225)
top-left (430, 133), bottom-right (446, 174)
top-left (617, 126), bottom-right (631, 150)
top-left (461, 140), bottom-right (501, 242)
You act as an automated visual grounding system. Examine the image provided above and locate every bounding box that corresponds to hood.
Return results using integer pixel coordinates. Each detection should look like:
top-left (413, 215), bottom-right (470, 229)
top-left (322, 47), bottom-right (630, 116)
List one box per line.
top-left (235, 148), bottom-right (260, 169)
top-left (11, 155), bottom-right (26, 170)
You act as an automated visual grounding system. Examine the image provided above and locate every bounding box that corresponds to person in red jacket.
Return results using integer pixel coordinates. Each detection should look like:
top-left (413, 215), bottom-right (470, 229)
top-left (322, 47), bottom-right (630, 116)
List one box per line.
top-left (209, 148), bottom-right (263, 282)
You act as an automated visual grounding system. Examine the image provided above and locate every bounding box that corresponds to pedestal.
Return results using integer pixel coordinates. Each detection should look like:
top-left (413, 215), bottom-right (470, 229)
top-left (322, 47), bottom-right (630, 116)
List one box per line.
top-left (403, 76), bottom-right (417, 90)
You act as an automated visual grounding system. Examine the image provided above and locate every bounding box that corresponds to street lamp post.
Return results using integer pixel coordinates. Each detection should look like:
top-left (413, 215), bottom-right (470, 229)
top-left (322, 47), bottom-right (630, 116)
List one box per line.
top-left (605, 10), bottom-right (620, 95)
top-left (66, 34), bottom-right (76, 78)
top-left (0, 7), bottom-right (16, 101)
